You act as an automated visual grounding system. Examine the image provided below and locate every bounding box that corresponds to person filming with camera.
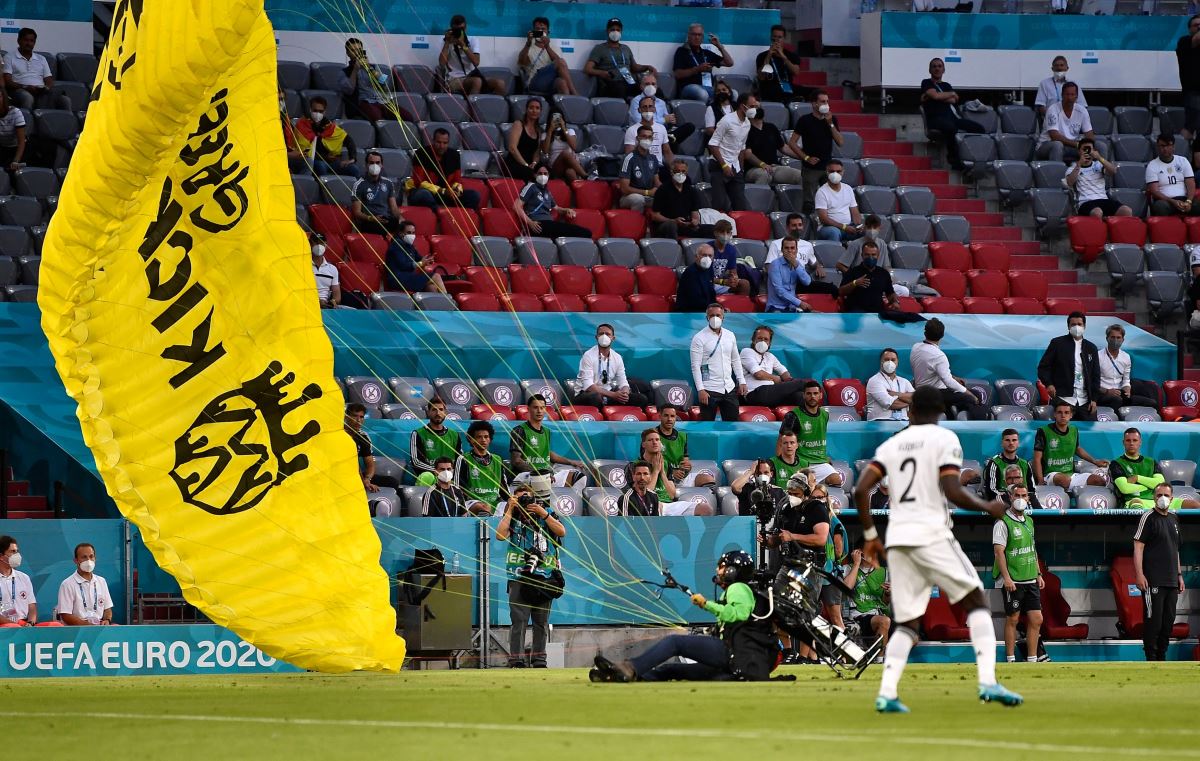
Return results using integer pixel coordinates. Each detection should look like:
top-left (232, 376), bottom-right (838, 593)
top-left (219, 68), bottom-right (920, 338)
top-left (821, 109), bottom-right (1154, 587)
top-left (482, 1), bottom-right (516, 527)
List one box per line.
top-left (496, 477), bottom-right (566, 668)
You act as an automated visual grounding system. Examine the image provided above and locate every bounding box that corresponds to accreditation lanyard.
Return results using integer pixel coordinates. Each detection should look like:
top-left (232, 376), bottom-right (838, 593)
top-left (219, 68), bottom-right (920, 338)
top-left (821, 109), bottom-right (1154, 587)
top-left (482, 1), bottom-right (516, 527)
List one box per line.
top-left (1, 576), bottom-right (14, 609)
top-left (78, 580), bottom-right (98, 614)
top-left (597, 353), bottom-right (611, 386)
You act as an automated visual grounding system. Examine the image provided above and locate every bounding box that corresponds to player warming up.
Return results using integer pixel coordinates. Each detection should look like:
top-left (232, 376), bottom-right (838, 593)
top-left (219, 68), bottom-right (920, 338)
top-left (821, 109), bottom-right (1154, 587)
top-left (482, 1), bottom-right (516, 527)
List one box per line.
top-left (853, 387), bottom-right (1023, 714)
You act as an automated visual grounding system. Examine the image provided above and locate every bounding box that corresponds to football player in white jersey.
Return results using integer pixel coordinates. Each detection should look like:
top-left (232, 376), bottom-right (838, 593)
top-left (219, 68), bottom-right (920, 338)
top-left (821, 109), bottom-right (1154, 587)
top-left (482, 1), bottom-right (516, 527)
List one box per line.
top-left (854, 386), bottom-right (1023, 713)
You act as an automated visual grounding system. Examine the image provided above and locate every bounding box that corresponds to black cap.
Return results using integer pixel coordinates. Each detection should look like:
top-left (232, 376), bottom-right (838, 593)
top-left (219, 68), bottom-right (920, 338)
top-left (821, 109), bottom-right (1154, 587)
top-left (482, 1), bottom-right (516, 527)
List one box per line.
top-left (606, 17), bottom-right (622, 28)
top-left (309, 231), bottom-right (325, 243)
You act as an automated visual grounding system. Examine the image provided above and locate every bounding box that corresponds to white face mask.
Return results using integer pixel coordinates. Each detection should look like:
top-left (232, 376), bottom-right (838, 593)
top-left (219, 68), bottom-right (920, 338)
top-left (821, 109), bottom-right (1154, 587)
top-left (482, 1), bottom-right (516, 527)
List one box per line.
top-left (818, 104), bottom-right (830, 115)
top-left (787, 494), bottom-right (805, 507)
top-left (310, 111), bottom-right (325, 123)
top-left (672, 172), bottom-right (688, 185)
top-left (827, 171), bottom-right (842, 185)
top-left (865, 229), bottom-right (878, 240)
top-left (756, 474), bottom-right (771, 485)
top-left (436, 469), bottom-right (454, 484)
top-left (707, 315), bottom-right (722, 330)
top-left (401, 234), bottom-right (416, 246)
top-left (311, 244), bottom-right (326, 258)
top-left (608, 30), bottom-right (621, 42)
top-left (367, 163), bottom-right (382, 177)
top-left (698, 256), bottom-right (713, 270)
top-left (1011, 498), bottom-right (1028, 513)
top-left (597, 334), bottom-right (612, 348)
top-left (643, 84), bottom-right (656, 98)
top-left (637, 138), bottom-right (652, 150)
top-left (1053, 70), bottom-right (1066, 81)
top-left (79, 560), bottom-right (95, 574)
top-left (744, 107), bottom-right (757, 120)
top-left (535, 174), bottom-right (550, 186)
top-left (1069, 325), bottom-right (1084, 339)
top-left (882, 360), bottom-right (897, 375)
top-left (754, 340), bottom-right (769, 354)
top-left (6, 552), bottom-right (20, 569)
top-left (1156, 495), bottom-right (1172, 511)
top-left (641, 110), bottom-right (654, 123)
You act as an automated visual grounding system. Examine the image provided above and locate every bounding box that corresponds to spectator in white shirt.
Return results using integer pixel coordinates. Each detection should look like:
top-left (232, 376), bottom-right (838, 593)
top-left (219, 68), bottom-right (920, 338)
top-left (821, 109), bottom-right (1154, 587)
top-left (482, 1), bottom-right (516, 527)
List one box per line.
top-left (741, 325), bottom-right (806, 408)
top-left (0, 89), bottom-right (27, 171)
top-left (624, 73), bottom-right (696, 150)
top-left (865, 348), bottom-right (915, 421)
top-left (1035, 56), bottom-right (1088, 117)
top-left (706, 92), bottom-right (757, 212)
top-left (1096, 324), bottom-right (1159, 411)
top-left (439, 15), bottom-right (507, 96)
top-left (3, 28), bottom-right (54, 110)
top-left (624, 95), bottom-right (673, 164)
top-left (910, 318), bottom-right (989, 420)
top-left (765, 213), bottom-right (839, 296)
top-left (1036, 82), bottom-right (1094, 163)
top-left (311, 234), bottom-right (341, 309)
top-left (57, 543), bottom-right (113, 626)
top-left (815, 160), bottom-right (862, 242)
top-left (0, 535), bottom-right (36, 626)
top-left (1066, 138), bottom-right (1130, 218)
top-left (518, 17), bottom-right (576, 97)
top-left (1145, 134), bottom-right (1198, 217)
top-left (572, 323), bottom-right (651, 409)
top-left (689, 303), bottom-right (746, 421)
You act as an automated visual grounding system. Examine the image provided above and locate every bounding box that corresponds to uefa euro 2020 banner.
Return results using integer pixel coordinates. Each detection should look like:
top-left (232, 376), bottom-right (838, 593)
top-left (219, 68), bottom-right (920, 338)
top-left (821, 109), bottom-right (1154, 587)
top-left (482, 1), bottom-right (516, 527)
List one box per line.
top-left (38, 1), bottom-right (406, 673)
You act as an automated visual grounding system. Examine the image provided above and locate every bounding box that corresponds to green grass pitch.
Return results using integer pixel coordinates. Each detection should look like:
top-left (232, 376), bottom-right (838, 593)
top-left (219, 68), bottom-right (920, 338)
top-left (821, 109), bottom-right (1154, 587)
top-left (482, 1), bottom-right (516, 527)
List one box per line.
top-left (11, 663), bottom-right (1200, 759)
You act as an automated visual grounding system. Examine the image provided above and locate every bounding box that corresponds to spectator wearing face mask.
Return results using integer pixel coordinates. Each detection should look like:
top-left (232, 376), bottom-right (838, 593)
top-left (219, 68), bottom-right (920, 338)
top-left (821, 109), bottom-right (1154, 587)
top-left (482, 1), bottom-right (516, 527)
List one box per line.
top-left (584, 18), bottom-right (656, 100)
top-left (703, 80), bottom-right (735, 140)
top-left (310, 233), bottom-right (340, 309)
top-left (514, 163), bottom-right (591, 239)
top-left (1037, 311), bottom-right (1100, 421)
top-left (624, 95), bottom-right (673, 164)
top-left (0, 535), bottom-right (36, 626)
top-left (839, 240), bottom-right (898, 315)
top-left (865, 348), bottom-right (915, 422)
top-left (741, 325), bottom-right (807, 407)
top-left (1096, 324), bottom-right (1159, 412)
top-left (835, 215), bottom-right (908, 293)
top-left (992, 484), bottom-right (1044, 664)
top-left (1133, 484), bottom-right (1184, 661)
top-left (290, 96), bottom-right (360, 177)
top-left (690, 303), bottom-right (746, 421)
top-left (1035, 56), bottom-right (1088, 118)
top-left (618, 125), bottom-right (662, 213)
top-left (789, 90), bottom-right (844, 213)
top-left (707, 92), bottom-right (758, 212)
top-left (384, 220), bottom-right (446, 295)
top-left (815, 160), bottom-right (862, 241)
top-left (625, 73), bottom-right (696, 149)
top-left (422, 456), bottom-right (475, 517)
top-left (57, 543), bottom-right (113, 626)
top-left (351, 151), bottom-right (402, 236)
top-left (675, 243), bottom-right (718, 313)
top-left (765, 213), bottom-right (839, 297)
top-left (573, 323), bottom-right (651, 409)
top-left (709, 219), bottom-right (752, 297)
top-left (652, 160), bottom-right (715, 239)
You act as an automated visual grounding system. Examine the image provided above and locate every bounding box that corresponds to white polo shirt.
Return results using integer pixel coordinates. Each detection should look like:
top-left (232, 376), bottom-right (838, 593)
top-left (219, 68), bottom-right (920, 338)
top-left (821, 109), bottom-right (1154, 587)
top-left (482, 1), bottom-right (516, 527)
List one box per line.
top-left (1039, 102), bottom-right (1092, 144)
top-left (57, 571), bottom-right (112, 624)
top-left (0, 569), bottom-right (35, 621)
top-left (313, 258), bottom-right (339, 302)
top-left (709, 111), bottom-right (752, 171)
top-left (1098, 348), bottom-right (1132, 391)
top-left (814, 182), bottom-right (857, 226)
top-left (865, 371), bottom-right (915, 421)
top-left (765, 236), bottom-right (817, 269)
top-left (1145, 156), bottom-right (1194, 199)
top-left (740, 347), bottom-right (788, 393)
top-left (2, 51), bottom-right (52, 87)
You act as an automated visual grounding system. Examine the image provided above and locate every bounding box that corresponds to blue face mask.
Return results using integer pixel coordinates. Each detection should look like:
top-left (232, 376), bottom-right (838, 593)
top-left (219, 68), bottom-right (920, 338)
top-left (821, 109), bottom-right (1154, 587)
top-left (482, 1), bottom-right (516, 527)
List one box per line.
top-left (863, 257), bottom-right (877, 270)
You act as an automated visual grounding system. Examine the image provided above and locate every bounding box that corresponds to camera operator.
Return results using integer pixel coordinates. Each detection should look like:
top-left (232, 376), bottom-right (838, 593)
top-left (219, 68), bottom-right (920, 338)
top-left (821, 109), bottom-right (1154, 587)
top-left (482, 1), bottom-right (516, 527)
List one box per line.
top-left (766, 472), bottom-right (830, 564)
top-left (496, 477), bottom-right (566, 668)
top-left (439, 14), bottom-right (507, 96)
top-left (598, 550), bottom-right (777, 681)
top-left (731, 459), bottom-right (788, 520)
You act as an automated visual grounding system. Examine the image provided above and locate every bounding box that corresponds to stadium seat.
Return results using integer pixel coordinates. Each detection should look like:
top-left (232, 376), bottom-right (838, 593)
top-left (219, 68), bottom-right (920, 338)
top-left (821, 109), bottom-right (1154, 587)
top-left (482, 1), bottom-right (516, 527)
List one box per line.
top-left (635, 265), bottom-right (678, 297)
top-left (1163, 380), bottom-right (1200, 409)
top-left (1036, 485), bottom-right (1070, 511)
top-left (572, 180), bottom-right (613, 211)
top-left (894, 185), bottom-right (935, 217)
top-left (1110, 556), bottom-right (1190, 639)
top-left (823, 378), bottom-right (866, 414)
top-left (1147, 216), bottom-right (1188, 246)
top-left (550, 264), bottom-right (593, 296)
top-left (343, 376), bottom-right (392, 407)
top-left (519, 378), bottom-right (567, 408)
top-left (924, 593), bottom-right (969, 640)
top-left (924, 269), bottom-right (967, 299)
top-left (481, 207), bottom-right (521, 240)
top-left (399, 206), bottom-right (439, 237)
top-left (473, 236), bottom-right (514, 268)
top-left (738, 407), bottom-right (776, 422)
top-left (804, 294), bottom-right (840, 313)
top-left (1106, 216), bottom-right (1147, 246)
top-left (1001, 297), bottom-right (1044, 315)
top-left (413, 292), bottom-right (456, 310)
top-left (603, 209), bottom-right (647, 240)
top-left (929, 242), bottom-right (971, 271)
top-left (628, 294), bottom-right (670, 312)
top-left (570, 208), bottom-right (606, 240)
top-left (1043, 298), bottom-right (1084, 315)
top-left (1067, 216), bottom-right (1108, 264)
top-left (962, 296), bottom-right (1003, 314)
top-left (891, 214), bottom-right (932, 243)
top-left (603, 406), bottom-right (647, 422)
top-left (990, 405), bottom-right (1032, 421)
top-left (509, 265), bottom-right (552, 296)
top-left (729, 211), bottom-right (771, 241)
top-left (1007, 271), bottom-right (1048, 301)
top-left (455, 292), bottom-right (500, 311)
top-left (344, 233), bottom-right (387, 265)
top-left (651, 379), bottom-right (694, 409)
top-left (1160, 406), bottom-right (1198, 422)
top-left (585, 293), bottom-right (629, 312)
top-left (556, 237), bottom-right (599, 268)
top-left (716, 294), bottom-right (756, 313)
top-left (967, 269), bottom-right (1009, 299)
top-left (477, 378), bottom-right (521, 409)
top-left (464, 267), bottom-right (510, 296)
top-left (889, 242), bottom-right (930, 271)
top-left (559, 406), bottom-right (602, 422)
top-left (437, 207), bottom-right (480, 238)
top-left (824, 406), bottom-right (860, 423)
top-left (502, 292), bottom-right (543, 312)
top-left (471, 404), bottom-right (516, 422)
top-left (1119, 406), bottom-right (1161, 423)
top-left (1187, 217), bottom-right (1200, 244)
top-left (860, 158), bottom-right (899, 187)
top-left (968, 243), bottom-right (1010, 271)
top-left (337, 261), bottom-right (381, 294)
top-left (1159, 458), bottom-right (1198, 486)
top-left (540, 293), bottom-right (586, 312)
top-left (1037, 560), bottom-right (1089, 640)
top-left (308, 204), bottom-right (353, 237)
top-left (919, 296), bottom-right (963, 313)
top-left (598, 238), bottom-right (641, 268)
top-left (592, 265), bottom-right (635, 297)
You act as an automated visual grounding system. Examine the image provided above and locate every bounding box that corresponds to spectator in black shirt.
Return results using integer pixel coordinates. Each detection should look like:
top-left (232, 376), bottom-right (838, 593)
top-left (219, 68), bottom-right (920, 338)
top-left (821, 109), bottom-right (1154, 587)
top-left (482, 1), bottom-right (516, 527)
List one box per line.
top-left (788, 91), bottom-right (844, 212)
top-left (1177, 15), bottom-right (1200, 147)
top-left (839, 240), bottom-right (898, 314)
top-left (672, 23), bottom-right (733, 103)
top-left (675, 243), bottom-right (717, 313)
top-left (618, 461), bottom-right (660, 516)
top-left (1133, 484), bottom-right (1184, 661)
top-left (422, 456), bottom-right (474, 517)
top-left (920, 58), bottom-right (985, 172)
top-left (755, 25), bottom-right (805, 104)
top-left (651, 159), bottom-right (715, 239)
top-left (764, 472), bottom-right (830, 567)
top-left (745, 110), bottom-right (804, 187)
top-left (384, 220), bottom-right (447, 294)
top-left (345, 403), bottom-right (378, 495)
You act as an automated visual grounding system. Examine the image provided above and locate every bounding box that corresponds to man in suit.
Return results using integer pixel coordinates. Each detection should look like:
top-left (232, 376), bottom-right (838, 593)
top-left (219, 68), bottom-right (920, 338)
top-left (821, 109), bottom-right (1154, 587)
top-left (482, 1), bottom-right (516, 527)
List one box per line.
top-left (1037, 311), bottom-right (1100, 421)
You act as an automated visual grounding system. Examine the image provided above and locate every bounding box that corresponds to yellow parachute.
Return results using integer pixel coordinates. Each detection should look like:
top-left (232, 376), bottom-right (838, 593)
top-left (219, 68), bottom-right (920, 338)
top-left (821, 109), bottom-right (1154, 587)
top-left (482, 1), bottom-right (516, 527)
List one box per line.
top-left (38, 0), bottom-right (406, 672)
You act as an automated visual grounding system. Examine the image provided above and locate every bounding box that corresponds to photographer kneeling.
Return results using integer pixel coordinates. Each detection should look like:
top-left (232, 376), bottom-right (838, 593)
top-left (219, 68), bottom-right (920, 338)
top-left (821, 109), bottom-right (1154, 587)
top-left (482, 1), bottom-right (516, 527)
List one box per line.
top-left (497, 477), bottom-right (566, 668)
top-left (599, 550), bottom-right (777, 682)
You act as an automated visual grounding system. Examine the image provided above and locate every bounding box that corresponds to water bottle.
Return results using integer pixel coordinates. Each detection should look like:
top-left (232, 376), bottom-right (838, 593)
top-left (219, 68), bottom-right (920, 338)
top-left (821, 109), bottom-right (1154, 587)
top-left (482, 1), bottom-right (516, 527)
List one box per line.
top-left (451, 553), bottom-right (461, 574)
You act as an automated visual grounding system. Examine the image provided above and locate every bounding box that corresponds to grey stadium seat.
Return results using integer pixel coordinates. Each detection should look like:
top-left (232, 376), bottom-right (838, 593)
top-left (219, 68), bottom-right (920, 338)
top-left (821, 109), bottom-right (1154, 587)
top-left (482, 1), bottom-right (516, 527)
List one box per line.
top-left (1031, 161), bottom-right (1068, 188)
top-left (553, 95), bottom-right (593, 125)
top-left (1118, 406), bottom-right (1161, 423)
top-left (569, 69), bottom-right (595, 99)
top-left (839, 160), bottom-right (862, 188)
top-left (477, 378), bottom-right (521, 408)
top-left (413, 292), bottom-right (457, 310)
top-left (962, 378), bottom-right (993, 407)
top-left (343, 376), bottom-right (392, 407)
top-left (994, 379), bottom-right (1037, 408)
top-left (1032, 405), bottom-right (1052, 421)
top-left (744, 183), bottom-right (776, 213)
top-left (774, 184), bottom-right (806, 214)
top-left (1030, 188), bottom-right (1070, 235)
top-left (832, 132), bottom-right (863, 160)
top-left (478, 67), bottom-right (515, 98)
top-left (3, 285), bottom-right (36, 302)
top-left (319, 175), bottom-right (357, 207)
top-left (1103, 244), bottom-right (1145, 296)
top-left (1113, 162), bottom-right (1147, 190)
top-left (1086, 106), bottom-right (1113, 136)
top-left (931, 215), bottom-right (970, 243)
top-left (1159, 459), bottom-right (1198, 487)
top-left (308, 62), bottom-right (347, 91)
top-left (640, 238), bottom-right (684, 269)
top-left (854, 185), bottom-right (896, 217)
top-left (895, 185), bottom-right (936, 217)
top-left (735, 239), bottom-right (768, 268)
top-left (998, 105), bottom-right (1037, 136)
top-left (990, 405), bottom-right (1032, 422)
top-left (995, 133), bottom-right (1035, 162)
top-left (721, 459), bottom-right (754, 486)
top-left (380, 404), bottom-right (419, 420)
top-left (473, 236), bottom-right (515, 268)
top-left (521, 378), bottom-right (566, 407)
top-left (589, 98), bottom-right (628, 127)
top-left (434, 377), bottom-right (482, 408)
top-left (0, 226), bottom-right (31, 258)
top-left (955, 133), bottom-right (996, 174)
top-left (0, 258), bottom-right (15, 286)
top-left (1076, 487), bottom-right (1116, 510)
top-left (583, 486), bottom-right (622, 517)
top-left (13, 168), bottom-right (58, 200)
top-left (387, 376), bottom-right (434, 408)
top-left (549, 487), bottom-right (585, 518)
top-left (760, 101), bottom-right (789, 131)
top-left (591, 460), bottom-right (630, 490)
top-left (277, 60), bottom-right (310, 91)
top-left (824, 406), bottom-right (860, 422)
top-left (994, 161), bottom-right (1034, 207)
top-left (890, 214), bottom-right (932, 243)
top-left (597, 238), bottom-right (639, 268)
top-left (374, 149), bottom-right (412, 182)
top-left (1145, 244), bottom-right (1186, 275)
top-left (515, 236), bottom-right (559, 266)
top-left (57, 53), bottom-right (98, 86)
top-left (1145, 271), bottom-right (1187, 320)
top-left (584, 125), bottom-right (625, 156)
top-left (676, 487), bottom-right (717, 515)
top-left (812, 240), bottom-right (845, 271)
top-left (18, 256), bottom-right (39, 285)
top-left (400, 486), bottom-right (429, 518)
top-left (557, 237), bottom-right (599, 268)
top-left (1158, 106), bottom-right (1187, 136)
top-left (427, 94), bottom-right (471, 123)
top-left (860, 158), bottom-right (899, 188)
top-left (33, 110), bottom-right (80, 142)
top-left (291, 174), bottom-right (321, 206)
top-left (1112, 135), bottom-right (1153, 163)
top-left (1107, 188), bottom-right (1147, 219)
top-left (467, 94), bottom-right (509, 125)
top-left (1114, 106), bottom-right (1153, 136)
top-left (889, 242), bottom-right (930, 271)
top-left (1037, 485), bottom-right (1070, 511)
top-left (651, 378), bottom-right (693, 409)
top-left (1095, 407), bottom-right (1119, 423)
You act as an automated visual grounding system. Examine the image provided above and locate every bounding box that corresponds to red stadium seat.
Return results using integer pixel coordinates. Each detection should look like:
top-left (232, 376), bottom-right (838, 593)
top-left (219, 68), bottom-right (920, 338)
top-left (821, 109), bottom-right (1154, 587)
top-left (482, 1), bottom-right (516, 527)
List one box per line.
top-left (437, 207), bottom-right (480, 238)
top-left (593, 265), bottom-right (636, 296)
top-left (716, 294), bottom-right (756, 312)
top-left (443, 280), bottom-right (473, 296)
top-left (344, 233), bottom-right (387, 264)
top-left (481, 207), bottom-right (521, 239)
top-left (1008, 270), bottom-right (1048, 301)
top-left (1067, 216), bottom-right (1107, 264)
top-left (805, 294), bottom-right (840, 312)
top-left (398, 206), bottom-right (438, 237)
top-left (560, 406), bottom-right (603, 422)
top-left (1147, 216), bottom-right (1188, 246)
top-left (823, 378), bottom-right (867, 414)
top-left (1036, 380), bottom-right (1050, 404)
top-left (1163, 380), bottom-right (1200, 408)
top-left (509, 264), bottom-right (552, 295)
top-left (897, 296), bottom-right (922, 313)
top-left (502, 292), bottom-right (543, 312)
top-left (918, 296), bottom-right (963, 313)
top-left (1038, 560), bottom-right (1089, 640)
top-left (962, 296), bottom-right (1003, 314)
top-left (572, 180), bottom-right (614, 211)
top-left (455, 292), bottom-right (501, 311)
top-left (1106, 216), bottom-right (1147, 246)
top-left (1161, 406), bottom-right (1199, 422)
top-left (471, 404), bottom-right (516, 421)
top-left (603, 406), bottom-right (648, 422)
top-left (336, 261), bottom-right (381, 294)
top-left (729, 211), bottom-right (771, 241)
top-left (428, 235), bottom-right (472, 277)
top-left (929, 241), bottom-right (971, 271)
top-left (308, 203), bottom-right (353, 237)
top-left (572, 208), bottom-right (606, 240)
top-left (585, 293), bottom-right (629, 312)
top-left (540, 293), bottom-right (586, 311)
top-left (628, 294), bottom-right (670, 312)
top-left (924, 269), bottom-right (967, 299)
top-left (550, 264), bottom-right (593, 296)
top-left (604, 209), bottom-right (647, 240)
top-left (487, 178), bottom-right (524, 211)
top-left (464, 266), bottom-right (510, 295)
top-left (547, 179), bottom-right (571, 209)
top-left (969, 242), bottom-right (1010, 271)
top-left (515, 404), bottom-right (560, 421)
top-left (635, 265), bottom-right (677, 297)
top-left (1187, 217), bottom-right (1200, 244)
top-left (774, 405), bottom-right (797, 420)
top-left (738, 407), bottom-right (776, 422)
top-left (1043, 297), bottom-right (1084, 315)
top-left (322, 233), bottom-right (348, 263)
top-left (966, 269), bottom-right (1010, 299)
top-left (924, 593), bottom-right (969, 640)
top-left (1110, 556), bottom-right (1190, 639)
top-left (460, 177), bottom-right (490, 208)
top-left (1001, 296), bottom-right (1045, 315)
